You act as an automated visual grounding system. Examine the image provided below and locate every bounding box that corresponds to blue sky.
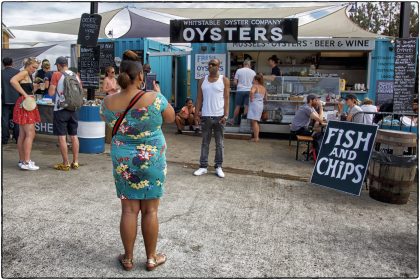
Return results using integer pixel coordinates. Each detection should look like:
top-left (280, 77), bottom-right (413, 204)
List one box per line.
top-left (2, 1), bottom-right (344, 69)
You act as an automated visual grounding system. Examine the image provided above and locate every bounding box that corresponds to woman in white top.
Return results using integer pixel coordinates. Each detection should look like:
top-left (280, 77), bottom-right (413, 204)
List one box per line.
top-left (247, 74), bottom-right (267, 142)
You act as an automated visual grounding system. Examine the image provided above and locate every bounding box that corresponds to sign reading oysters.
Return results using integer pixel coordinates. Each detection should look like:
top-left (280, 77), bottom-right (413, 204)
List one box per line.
top-left (170, 18), bottom-right (298, 43)
top-left (310, 121), bottom-right (378, 196)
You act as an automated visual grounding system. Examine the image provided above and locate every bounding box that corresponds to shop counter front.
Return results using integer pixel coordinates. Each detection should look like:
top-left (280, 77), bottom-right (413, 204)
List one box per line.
top-left (36, 104), bottom-right (55, 135)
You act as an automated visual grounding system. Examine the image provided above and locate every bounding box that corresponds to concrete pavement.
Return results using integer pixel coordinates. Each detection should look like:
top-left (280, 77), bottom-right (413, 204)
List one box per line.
top-left (1, 131), bottom-right (418, 278)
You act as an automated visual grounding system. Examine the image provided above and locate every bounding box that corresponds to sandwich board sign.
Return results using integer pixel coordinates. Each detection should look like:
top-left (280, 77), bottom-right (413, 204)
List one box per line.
top-left (310, 121), bottom-right (378, 196)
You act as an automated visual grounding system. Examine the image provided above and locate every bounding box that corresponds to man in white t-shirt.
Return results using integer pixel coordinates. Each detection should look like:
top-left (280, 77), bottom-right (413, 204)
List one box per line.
top-left (48, 56), bottom-right (82, 171)
top-left (230, 60), bottom-right (256, 124)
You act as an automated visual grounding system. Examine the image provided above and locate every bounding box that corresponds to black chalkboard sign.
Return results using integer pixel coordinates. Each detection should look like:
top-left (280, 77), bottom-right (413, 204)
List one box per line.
top-left (98, 42), bottom-right (115, 74)
top-left (77, 13), bottom-right (102, 47)
top-left (79, 46), bottom-right (100, 89)
top-left (393, 38), bottom-right (417, 114)
top-left (311, 121), bottom-right (378, 196)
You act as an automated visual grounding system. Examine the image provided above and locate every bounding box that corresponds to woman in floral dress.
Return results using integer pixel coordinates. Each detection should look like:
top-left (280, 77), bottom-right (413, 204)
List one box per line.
top-left (100, 50), bottom-right (175, 271)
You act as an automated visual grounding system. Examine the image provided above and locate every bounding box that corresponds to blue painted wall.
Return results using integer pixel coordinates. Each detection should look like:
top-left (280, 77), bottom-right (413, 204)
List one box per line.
top-left (368, 39), bottom-right (394, 104)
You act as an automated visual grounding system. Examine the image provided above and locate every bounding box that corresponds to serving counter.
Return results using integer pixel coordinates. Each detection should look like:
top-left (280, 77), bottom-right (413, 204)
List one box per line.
top-left (35, 104), bottom-right (55, 135)
top-left (260, 76), bottom-right (340, 134)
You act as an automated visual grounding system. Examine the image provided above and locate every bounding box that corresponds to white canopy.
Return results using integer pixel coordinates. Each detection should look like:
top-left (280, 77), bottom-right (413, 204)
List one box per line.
top-left (9, 8), bottom-right (123, 38)
top-left (298, 7), bottom-right (382, 38)
top-left (149, 6), bottom-right (331, 19)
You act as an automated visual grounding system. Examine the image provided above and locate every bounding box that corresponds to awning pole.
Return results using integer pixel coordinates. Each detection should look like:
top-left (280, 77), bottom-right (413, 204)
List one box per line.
top-left (399, 2), bottom-right (410, 38)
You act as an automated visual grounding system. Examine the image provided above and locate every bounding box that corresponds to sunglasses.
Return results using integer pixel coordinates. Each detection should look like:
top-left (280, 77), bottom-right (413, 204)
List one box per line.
top-left (110, 71), bottom-right (115, 74)
top-left (208, 63), bottom-right (219, 67)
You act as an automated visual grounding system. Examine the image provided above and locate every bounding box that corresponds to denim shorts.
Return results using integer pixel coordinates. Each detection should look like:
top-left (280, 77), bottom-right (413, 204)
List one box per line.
top-left (235, 91), bottom-right (250, 106)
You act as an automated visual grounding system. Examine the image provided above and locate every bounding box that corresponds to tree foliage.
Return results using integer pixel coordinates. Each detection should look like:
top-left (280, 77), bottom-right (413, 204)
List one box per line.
top-left (349, 2), bottom-right (419, 37)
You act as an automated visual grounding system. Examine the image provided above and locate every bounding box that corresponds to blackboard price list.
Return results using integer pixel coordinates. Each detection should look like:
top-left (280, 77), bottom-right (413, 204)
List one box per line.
top-left (77, 13), bottom-right (102, 47)
top-left (98, 42), bottom-right (115, 73)
top-left (79, 46), bottom-right (100, 89)
top-left (393, 38), bottom-right (417, 114)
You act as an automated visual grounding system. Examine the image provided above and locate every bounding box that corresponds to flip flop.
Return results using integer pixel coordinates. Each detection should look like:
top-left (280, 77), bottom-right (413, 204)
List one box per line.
top-left (146, 253), bottom-right (167, 271)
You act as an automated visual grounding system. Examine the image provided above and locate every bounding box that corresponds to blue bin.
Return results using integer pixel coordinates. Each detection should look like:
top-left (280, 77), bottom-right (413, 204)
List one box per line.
top-left (77, 106), bottom-right (105, 154)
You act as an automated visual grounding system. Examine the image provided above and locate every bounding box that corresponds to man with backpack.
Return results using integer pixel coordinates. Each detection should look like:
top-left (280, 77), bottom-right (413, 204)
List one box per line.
top-left (48, 56), bottom-right (84, 171)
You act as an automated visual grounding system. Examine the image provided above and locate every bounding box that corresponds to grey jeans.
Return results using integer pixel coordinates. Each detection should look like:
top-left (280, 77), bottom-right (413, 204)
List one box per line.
top-left (199, 116), bottom-right (225, 168)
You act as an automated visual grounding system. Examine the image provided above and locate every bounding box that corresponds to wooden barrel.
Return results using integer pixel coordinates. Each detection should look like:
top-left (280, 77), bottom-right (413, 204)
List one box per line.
top-left (368, 156), bottom-right (417, 204)
top-left (375, 129), bottom-right (417, 155)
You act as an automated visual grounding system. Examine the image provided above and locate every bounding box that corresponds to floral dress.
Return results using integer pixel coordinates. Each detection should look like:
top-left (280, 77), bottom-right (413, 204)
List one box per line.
top-left (100, 93), bottom-right (169, 200)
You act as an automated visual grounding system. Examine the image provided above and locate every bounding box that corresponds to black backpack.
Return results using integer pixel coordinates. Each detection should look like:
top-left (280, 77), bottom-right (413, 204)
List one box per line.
top-left (59, 72), bottom-right (84, 111)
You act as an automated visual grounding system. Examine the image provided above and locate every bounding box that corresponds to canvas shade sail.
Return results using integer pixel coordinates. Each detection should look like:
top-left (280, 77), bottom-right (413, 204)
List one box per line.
top-left (9, 8), bottom-right (123, 38)
top-left (299, 7), bottom-right (382, 38)
top-left (119, 10), bottom-right (171, 38)
top-left (1, 45), bottom-right (56, 69)
top-left (149, 6), bottom-right (331, 19)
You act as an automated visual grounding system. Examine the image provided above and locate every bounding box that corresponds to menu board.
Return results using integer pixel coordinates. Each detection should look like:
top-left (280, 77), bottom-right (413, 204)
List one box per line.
top-left (393, 38), bottom-right (417, 113)
top-left (79, 46), bottom-right (100, 89)
top-left (98, 42), bottom-right (115, 74)
top-left (77, 13), bottom-right (102, 47)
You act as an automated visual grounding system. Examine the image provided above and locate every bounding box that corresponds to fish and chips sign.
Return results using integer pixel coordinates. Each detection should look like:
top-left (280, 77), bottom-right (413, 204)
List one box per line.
top-left (170, 18), bottom-right (298, 43)
top-left (311, 121), bottom-right (378, 196)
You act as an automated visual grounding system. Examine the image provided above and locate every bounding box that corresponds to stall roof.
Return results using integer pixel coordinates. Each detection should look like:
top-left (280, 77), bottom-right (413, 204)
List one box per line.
top-left (148, 6), bottom-right (331, 19)
top-left (9, 8), bottom-right (123, 38)
top-left (1, 45), bottom-right (56, 69)
top-left (299, 7), bottom-right (383, 38)
top-left (119, 10), bottom-right (170, 38)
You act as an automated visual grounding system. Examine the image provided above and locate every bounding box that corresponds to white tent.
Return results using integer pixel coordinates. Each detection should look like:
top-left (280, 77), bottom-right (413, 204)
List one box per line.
top-left (148, 5), bottom-right (332, 19)
top-left (298, 7), bottom-right (382, 38)
top-left (9, 8), bottom-right (123, 38)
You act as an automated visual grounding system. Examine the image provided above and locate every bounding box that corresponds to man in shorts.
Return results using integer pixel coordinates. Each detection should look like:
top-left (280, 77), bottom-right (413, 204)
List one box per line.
top-left (230, 60), bottom-right (255, 125)
top-left (48, 56), bottom-right (82, 171)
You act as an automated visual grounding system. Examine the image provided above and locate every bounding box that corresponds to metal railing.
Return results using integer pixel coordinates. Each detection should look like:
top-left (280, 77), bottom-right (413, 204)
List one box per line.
top-left (351, 111), bottom-right (418, 133)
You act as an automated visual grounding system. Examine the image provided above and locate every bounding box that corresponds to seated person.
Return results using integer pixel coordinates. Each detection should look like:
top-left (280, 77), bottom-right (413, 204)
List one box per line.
top-left (344, 94), bottom-right (364, 123)
top-left (291, 95), bottom-right (324, 156)
top-left (360, 97), bottom-right (378, 125)
top-left (175, 98), bottom-right (198, 134)
top-left (291, 94), bottom-right (324, 136)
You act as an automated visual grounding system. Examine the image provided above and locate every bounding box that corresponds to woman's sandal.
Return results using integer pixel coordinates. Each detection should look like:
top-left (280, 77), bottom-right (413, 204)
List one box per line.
top-left (146, 253), bottom-right (167, 271)
top-left (118, 254), bottom-right (134, 271)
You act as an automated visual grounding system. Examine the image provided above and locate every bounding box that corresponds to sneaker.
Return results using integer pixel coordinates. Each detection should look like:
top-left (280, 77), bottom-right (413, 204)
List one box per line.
top-left (20, 161), bottom-right (39, 171)
top-left (193, 168), bottom-right (208, 176)
top-left (19, 160), bottom-right (35, 168)
top-left (176, 130), bottom-right (183, 135)
top-left (215, 167), bottom-right (225, 178)
top-left (70, 162), bottom-right (79, 170)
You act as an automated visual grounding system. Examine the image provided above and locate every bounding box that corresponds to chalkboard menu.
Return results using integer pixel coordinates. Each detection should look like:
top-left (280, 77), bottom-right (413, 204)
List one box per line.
top-left (77, 13), bottom-right (102, 47)
top-left (98, 42), bottom-right (115, 74)
top-left (393, 38), bottom-right (417, 114)
top-left (79, 46), bottom-right (100, 89)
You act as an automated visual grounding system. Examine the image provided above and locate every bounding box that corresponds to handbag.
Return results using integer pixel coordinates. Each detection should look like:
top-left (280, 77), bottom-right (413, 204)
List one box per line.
top-left (112, 91), bottom-right (146, 137)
